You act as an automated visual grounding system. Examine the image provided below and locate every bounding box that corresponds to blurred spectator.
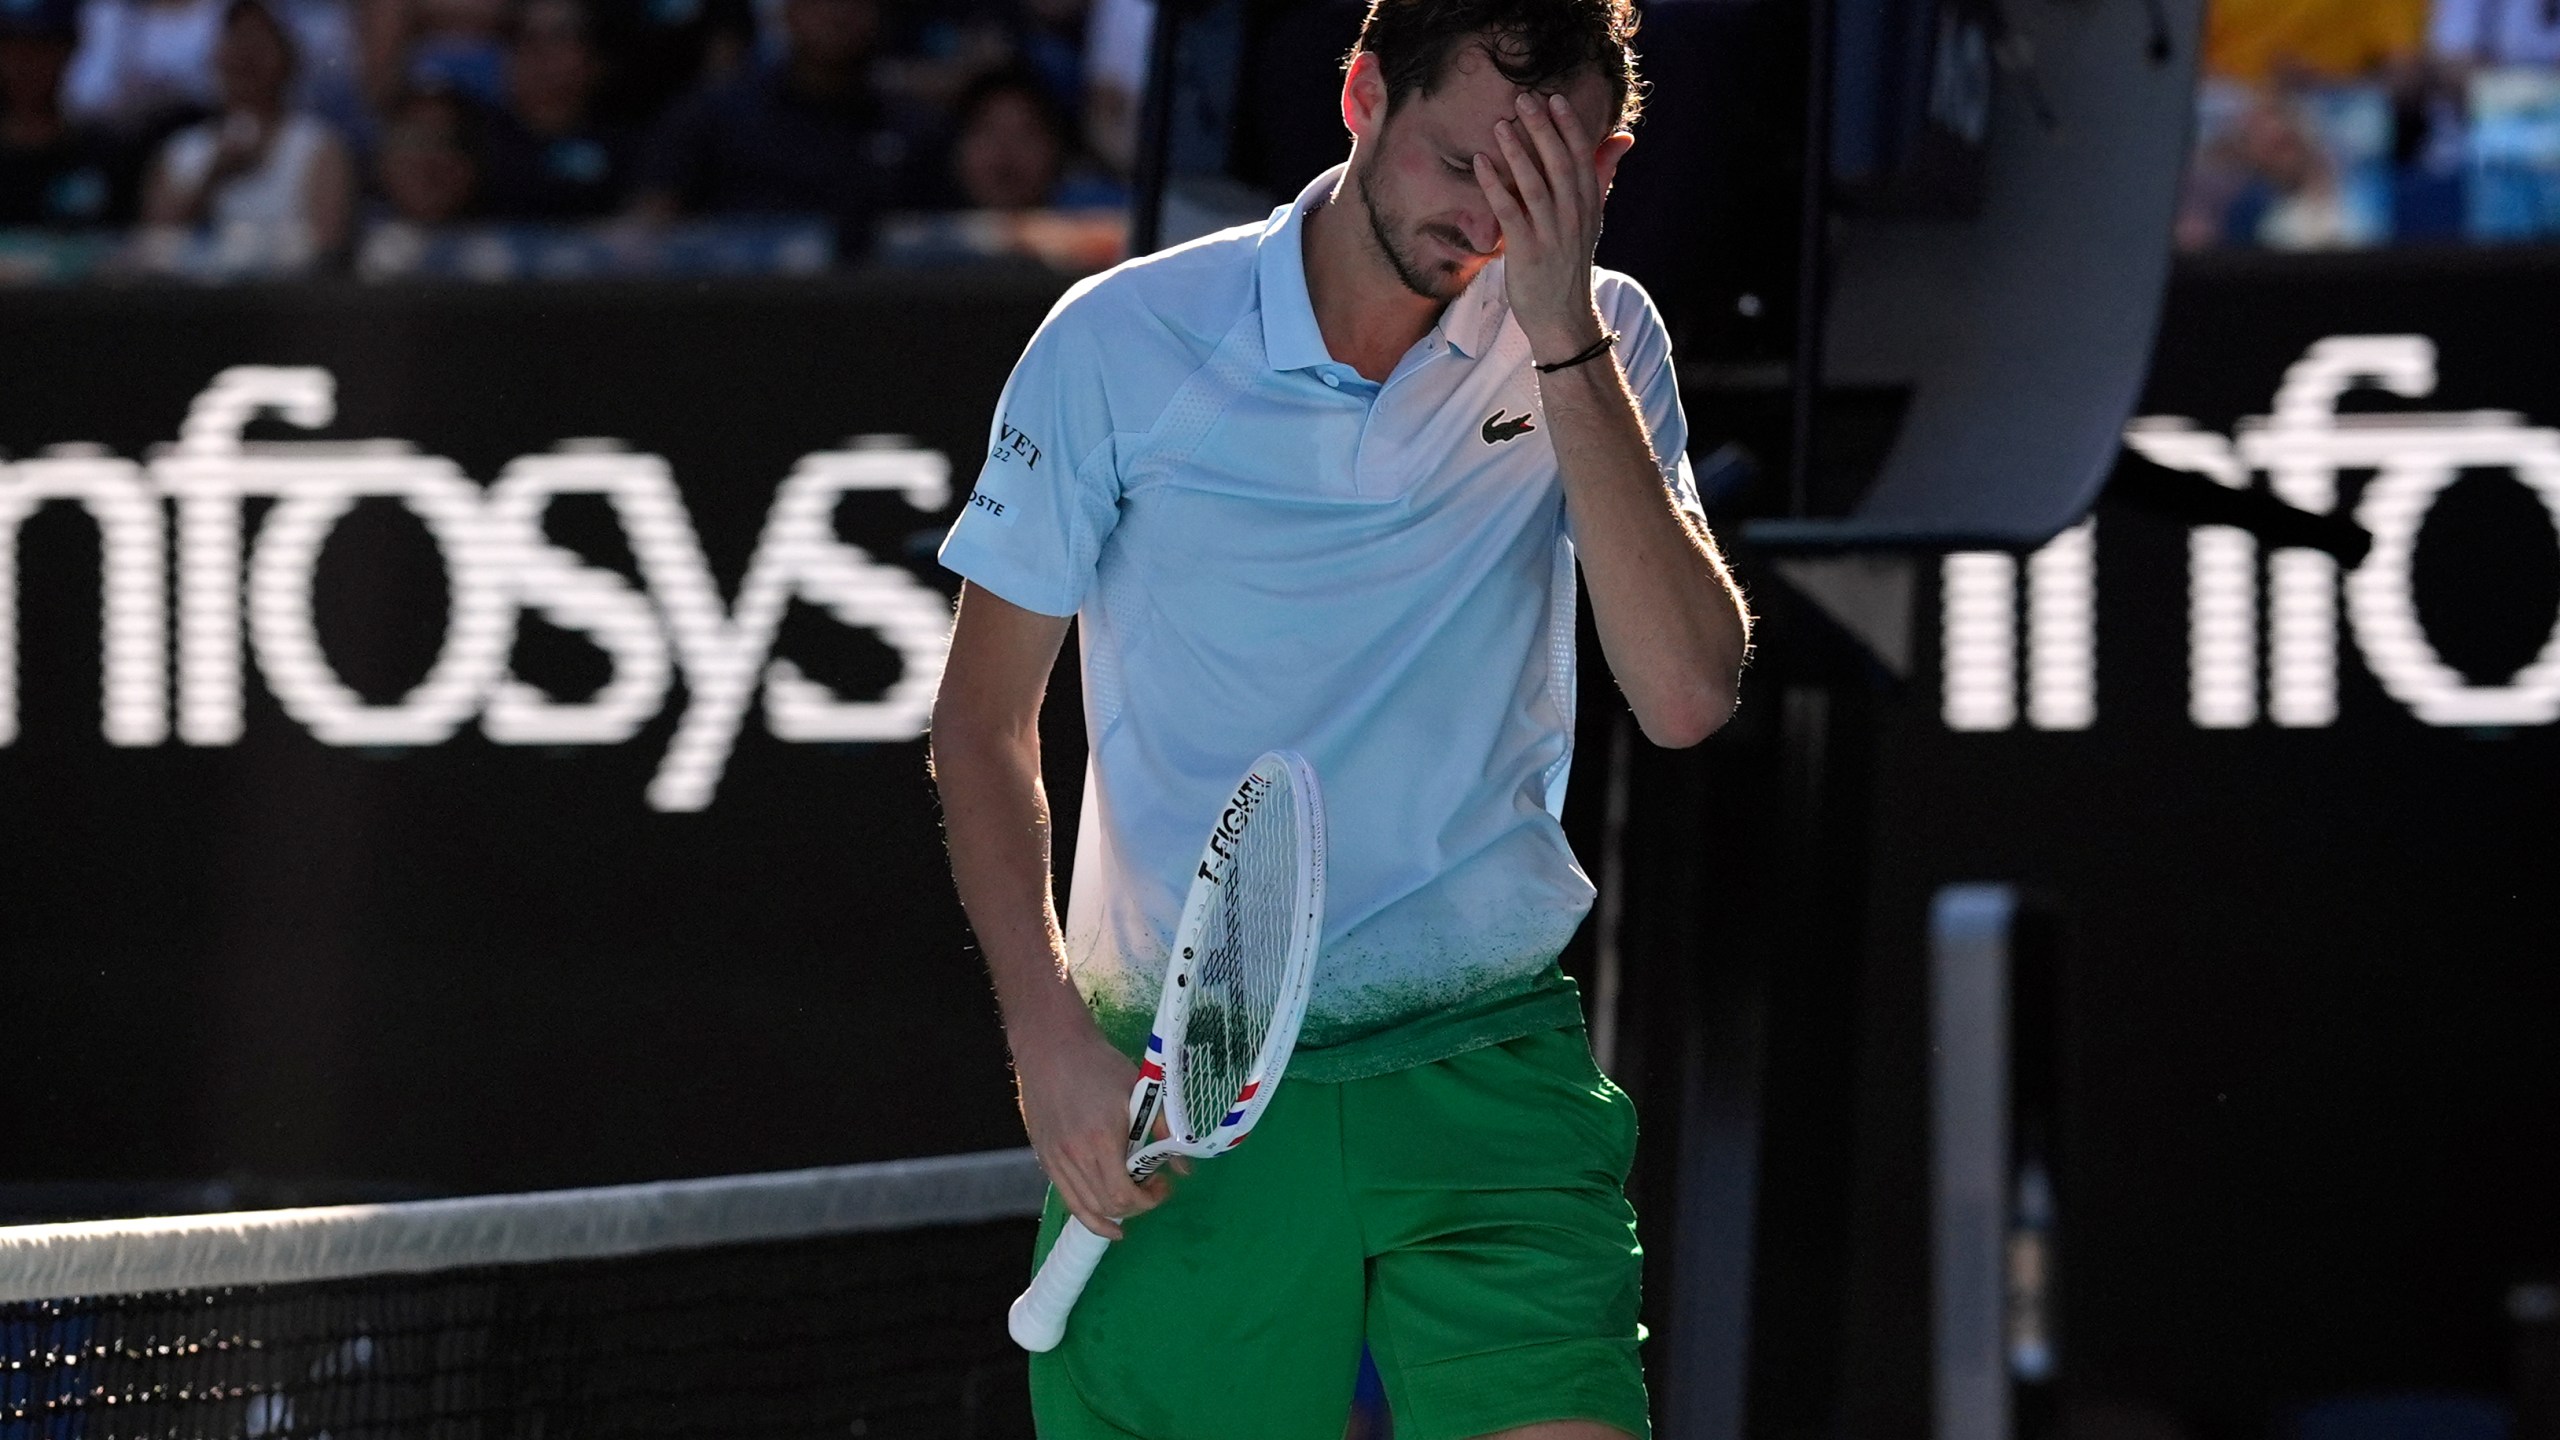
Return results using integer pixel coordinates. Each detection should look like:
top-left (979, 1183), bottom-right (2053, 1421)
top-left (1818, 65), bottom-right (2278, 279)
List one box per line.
top-left (0, 0), bottom-right (139, 224)
top-left (2431, 0), bottom-right (2560, 69)
top-left (942, 65), bottom-right (1113, 210)
top-left (370, 80), bottom-right (472, 221)
top-left (352, 0), bottom-right (400, 108)
top-left (1080, 0), bottom-right (1144, 177)
top-left (2186, 1), bottom-right (2509, 255)
top-left (948, 67), bottom-right (1064, 210)
top-left (588, 0), bottom-right (754, 128)
top-left (876, 0), bottom-right (1087, 121)
top-left (877, 63), bottom-right (1124, 274)
top-left (62, 0), bottom-right (219, 128)
top-left (401, 0), bottom-right (505, 104)
top-left (631, 0), bottom-right (912, 256)
top-left (349, 80), bottom-right (470, 272)
top-left (138, 0), bottom-right (352, 267)
top-left (262, 0), bottom-right (360, 149)
top-left (281, 0), bottom-right (351, 112)
top-left (2458, 62), bottom-right (2560, 238)
top-left (1011, 0), bottom-right (1085, 114)
top-left (2202, 0), bottom-right (2425, 85)
top-left (64, 0), bottom-right (351, 134)
top-left (2181, 89), bottom-right (2384, 251)
top-left (480, 0), bottom-right (625, 216)
top-left (876, 0), bottom-right (1010, 118)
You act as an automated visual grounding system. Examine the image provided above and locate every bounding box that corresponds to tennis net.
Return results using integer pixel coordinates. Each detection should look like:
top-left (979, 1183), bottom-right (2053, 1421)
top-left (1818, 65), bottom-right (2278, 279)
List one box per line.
top-left (0, 1148), bottom-right (1047, 1439)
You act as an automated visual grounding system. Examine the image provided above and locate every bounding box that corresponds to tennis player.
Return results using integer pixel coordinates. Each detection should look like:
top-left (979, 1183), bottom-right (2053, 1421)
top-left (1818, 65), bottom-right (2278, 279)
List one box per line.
top-left (931, 0), bottom-right (1751, 1434)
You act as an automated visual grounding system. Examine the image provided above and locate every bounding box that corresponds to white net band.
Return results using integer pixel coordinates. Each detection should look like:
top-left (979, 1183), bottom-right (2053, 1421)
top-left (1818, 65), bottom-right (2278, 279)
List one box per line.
top-left (0, 1148), bottom-right (1045, 1303)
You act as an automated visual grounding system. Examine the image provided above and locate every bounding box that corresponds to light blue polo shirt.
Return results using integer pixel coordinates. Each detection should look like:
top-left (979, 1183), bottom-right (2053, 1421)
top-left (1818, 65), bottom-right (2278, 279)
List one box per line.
top-left (940, 164), bottom-right (1701, 1080)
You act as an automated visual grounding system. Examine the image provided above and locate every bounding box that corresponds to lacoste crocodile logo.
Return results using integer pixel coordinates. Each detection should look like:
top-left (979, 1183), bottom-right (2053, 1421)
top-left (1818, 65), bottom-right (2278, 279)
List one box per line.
top-left (1482, 409), bottom-right (1537, 445)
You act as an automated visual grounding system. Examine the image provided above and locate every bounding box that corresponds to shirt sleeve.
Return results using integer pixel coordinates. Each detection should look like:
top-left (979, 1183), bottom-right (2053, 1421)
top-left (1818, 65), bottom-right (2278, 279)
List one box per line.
top-left (937, 282), bottom-right (1125, 617)
top-left (1603, 274), bottom-right (1706, 526)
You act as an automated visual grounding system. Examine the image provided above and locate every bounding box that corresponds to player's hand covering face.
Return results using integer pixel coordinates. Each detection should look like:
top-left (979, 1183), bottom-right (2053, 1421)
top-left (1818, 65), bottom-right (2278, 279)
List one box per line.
top-left (1470, 80), bottom-right (1634, 359)
top-left (1348, 44), bottom-right (1629, 309)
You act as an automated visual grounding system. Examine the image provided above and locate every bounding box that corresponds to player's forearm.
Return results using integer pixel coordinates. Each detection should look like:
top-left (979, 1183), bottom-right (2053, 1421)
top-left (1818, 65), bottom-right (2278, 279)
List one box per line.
top-left (933, 714), bottom-right (1160, 1239)
top-left (1479, 87), bottom-right (1750, 745)
top-left (930, 720), bottom-right (1098, 1054)
top-left (1537, 353), bottom-right (1751, 746)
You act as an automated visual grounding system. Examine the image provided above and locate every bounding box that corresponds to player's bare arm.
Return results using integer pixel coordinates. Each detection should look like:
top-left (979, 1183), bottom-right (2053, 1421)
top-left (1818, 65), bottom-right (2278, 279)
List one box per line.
top-left (930, 582), bottom-right (1167, 1240)
top-left (1477, 87), bottom-right (1752, 748)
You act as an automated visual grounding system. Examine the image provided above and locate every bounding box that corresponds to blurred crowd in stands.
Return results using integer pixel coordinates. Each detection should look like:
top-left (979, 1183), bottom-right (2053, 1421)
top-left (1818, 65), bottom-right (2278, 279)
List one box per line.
top-left (0, 0), bottom-right (1143, 278)
top-left (16, 0), bottom-right (2559, 279)
top-left (2188, 0), bottom-right (2560, 250)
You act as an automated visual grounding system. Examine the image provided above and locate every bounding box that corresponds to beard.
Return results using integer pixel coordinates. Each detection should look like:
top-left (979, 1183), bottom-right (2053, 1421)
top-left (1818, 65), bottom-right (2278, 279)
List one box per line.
top-left (1356, 162), bottom-right (1481, 302)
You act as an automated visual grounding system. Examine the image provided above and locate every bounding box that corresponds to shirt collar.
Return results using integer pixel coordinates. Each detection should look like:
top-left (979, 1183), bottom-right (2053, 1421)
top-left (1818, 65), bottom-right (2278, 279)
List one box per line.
top-left (1255, 166), bottom-right (1341, 373)
top-left (1256, 163), bottom-right (1511, 371)
top-left (1443, 259), bottom-right (1507, 359)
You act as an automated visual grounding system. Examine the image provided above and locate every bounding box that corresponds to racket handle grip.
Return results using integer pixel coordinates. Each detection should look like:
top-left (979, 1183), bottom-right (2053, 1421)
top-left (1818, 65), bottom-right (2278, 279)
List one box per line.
top-left (1009, 1215), bottom-right (1112, 1352)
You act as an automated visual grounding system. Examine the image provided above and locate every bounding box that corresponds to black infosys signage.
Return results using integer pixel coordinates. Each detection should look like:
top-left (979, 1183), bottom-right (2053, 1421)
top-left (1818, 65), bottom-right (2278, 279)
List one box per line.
top-left (1859, 249), bottom-right (2560, 1437)
top-left (0, 278), bottom-right (1067, 1198)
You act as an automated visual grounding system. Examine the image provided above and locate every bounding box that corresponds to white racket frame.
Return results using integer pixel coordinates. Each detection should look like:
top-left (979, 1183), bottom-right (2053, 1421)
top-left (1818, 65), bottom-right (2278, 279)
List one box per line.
top-left (1007, 750), bottom-right (1324, 1353)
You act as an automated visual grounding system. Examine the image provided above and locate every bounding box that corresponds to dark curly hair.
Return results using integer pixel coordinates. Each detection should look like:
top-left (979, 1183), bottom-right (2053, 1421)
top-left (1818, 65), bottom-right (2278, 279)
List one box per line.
top-left (1348, 0), bottom-right (1645, 131)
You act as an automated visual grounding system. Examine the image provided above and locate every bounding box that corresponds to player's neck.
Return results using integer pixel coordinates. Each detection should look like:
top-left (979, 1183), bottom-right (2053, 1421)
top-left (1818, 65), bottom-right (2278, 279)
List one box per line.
top-left (1302, 175), bottom-right (1445, 384)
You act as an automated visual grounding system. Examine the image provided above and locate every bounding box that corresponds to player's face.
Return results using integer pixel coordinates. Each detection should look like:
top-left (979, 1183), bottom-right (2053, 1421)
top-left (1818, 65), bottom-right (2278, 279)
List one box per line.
top-left (1347, 43), bottom-right (1616, 301)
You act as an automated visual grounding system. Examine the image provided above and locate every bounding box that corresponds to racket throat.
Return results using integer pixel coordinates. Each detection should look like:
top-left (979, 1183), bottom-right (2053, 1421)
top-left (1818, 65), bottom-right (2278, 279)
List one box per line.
top-left (1125, 1079), bottom-right (1161, 1149)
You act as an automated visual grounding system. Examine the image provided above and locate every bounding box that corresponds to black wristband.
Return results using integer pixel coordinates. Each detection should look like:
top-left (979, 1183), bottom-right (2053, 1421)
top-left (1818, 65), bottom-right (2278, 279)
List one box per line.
top-left (1534, 329), bottom-right (1621, 374)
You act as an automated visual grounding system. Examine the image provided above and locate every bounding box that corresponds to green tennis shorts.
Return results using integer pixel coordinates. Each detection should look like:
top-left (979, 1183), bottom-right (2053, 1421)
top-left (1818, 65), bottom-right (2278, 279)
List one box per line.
top-left (1027, 1024), bottom-right (1649, 1440)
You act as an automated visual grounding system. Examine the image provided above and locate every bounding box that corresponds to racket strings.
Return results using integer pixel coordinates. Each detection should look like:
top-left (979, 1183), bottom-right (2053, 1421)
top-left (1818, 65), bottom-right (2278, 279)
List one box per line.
top-left (1176, 776), bottom-right (1300, 1140)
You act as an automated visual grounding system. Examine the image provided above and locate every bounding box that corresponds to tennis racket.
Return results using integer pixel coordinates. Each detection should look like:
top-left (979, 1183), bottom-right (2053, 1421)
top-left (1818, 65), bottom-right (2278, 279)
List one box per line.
top-left (1007, 749), bottom-right (1325, 1353)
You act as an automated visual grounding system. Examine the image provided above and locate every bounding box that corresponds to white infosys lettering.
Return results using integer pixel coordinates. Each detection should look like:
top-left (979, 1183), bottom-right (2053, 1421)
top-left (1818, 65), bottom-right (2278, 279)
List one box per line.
top-left (1935, 335), bottom-right (2560, 727)
top-left (0, 366), bottom-right (956, 811)
top-left (1940, 550), bottom-right (2018, 733)
top-left (0, 448), bottom-right (166, 747)
top-left (1937, 523), bottom-right (2094, 735)
top-left (481, 447), bottom-right (675, 747)
top-left (1948, 336), bottom-right (2560, 732)
top-left (639, 442), bottom-right (951, 812)
top-left (2121, 417), bottom-right (2256, 729)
